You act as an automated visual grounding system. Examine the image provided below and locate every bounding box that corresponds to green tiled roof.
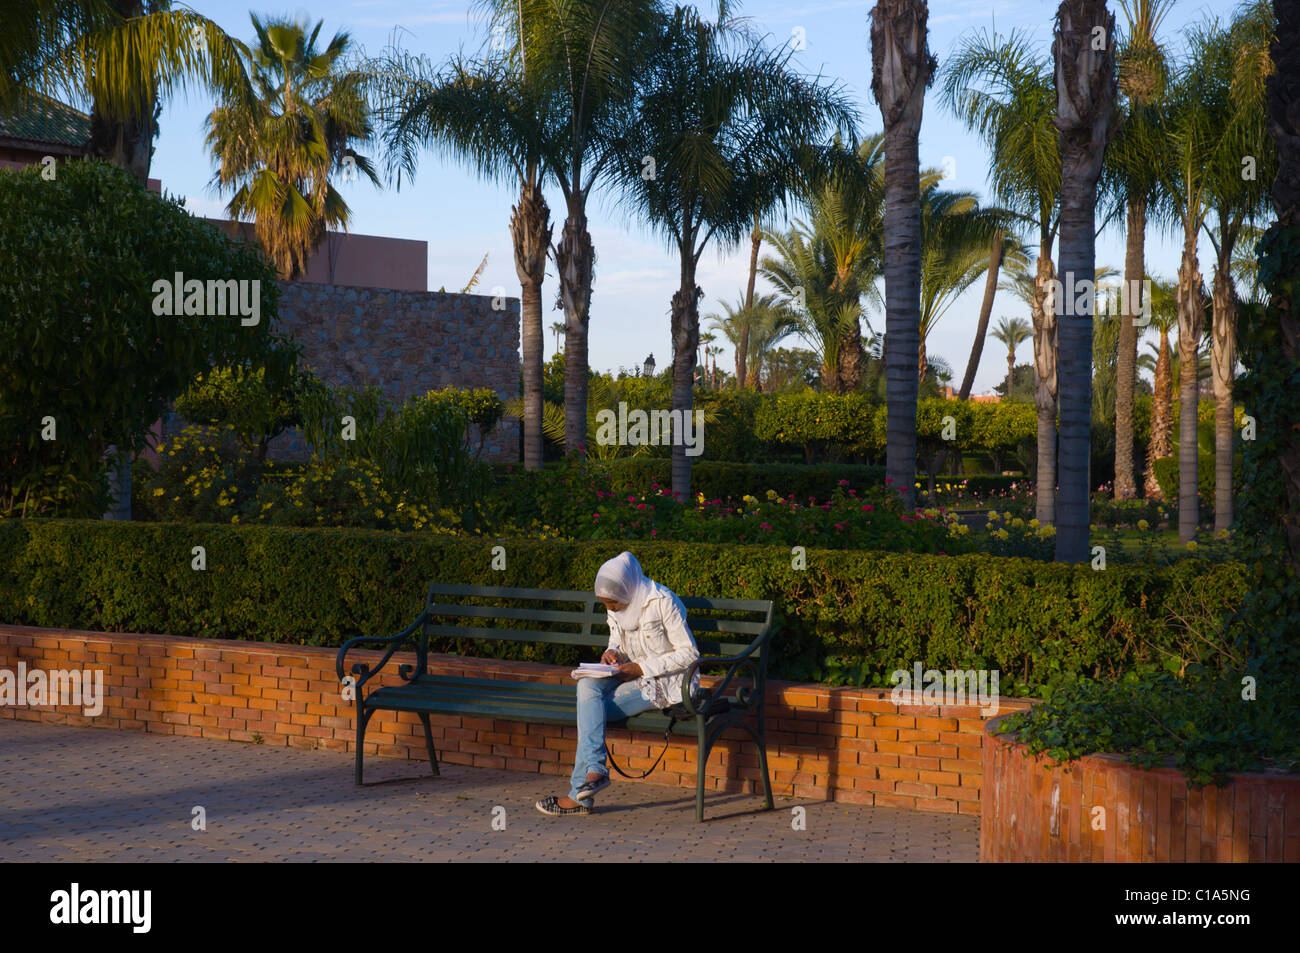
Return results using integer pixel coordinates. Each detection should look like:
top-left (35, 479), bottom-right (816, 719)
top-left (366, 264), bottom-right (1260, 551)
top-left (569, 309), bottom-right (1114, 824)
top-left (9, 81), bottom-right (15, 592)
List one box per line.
top-left (0, 92), bottom-right (90, 149)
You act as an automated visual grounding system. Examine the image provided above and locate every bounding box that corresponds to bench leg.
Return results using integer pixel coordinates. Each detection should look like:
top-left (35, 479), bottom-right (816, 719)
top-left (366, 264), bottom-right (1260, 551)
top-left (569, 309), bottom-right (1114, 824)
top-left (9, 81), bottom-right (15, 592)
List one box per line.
top-left (418, 713), bottom-right (440, 776)
top-left (695, 718), bottom-right (708, 823)
top-left (749, 719), bottom-right (774, 811)
top-left (355, 706), bottom-right (376, 785)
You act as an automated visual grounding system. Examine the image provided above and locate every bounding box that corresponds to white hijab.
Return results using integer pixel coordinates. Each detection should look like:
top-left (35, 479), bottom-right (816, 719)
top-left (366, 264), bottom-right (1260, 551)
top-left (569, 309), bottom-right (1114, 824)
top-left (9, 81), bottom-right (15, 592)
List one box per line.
top-left (594, 551), bottom-right (653, 632)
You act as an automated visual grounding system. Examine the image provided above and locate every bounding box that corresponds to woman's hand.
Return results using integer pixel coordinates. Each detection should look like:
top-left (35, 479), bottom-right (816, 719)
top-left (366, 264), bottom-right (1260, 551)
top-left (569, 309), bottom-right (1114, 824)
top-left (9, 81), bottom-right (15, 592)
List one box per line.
top-left (601, 649), bottom-right (622, 665)
top-left (616, 662), bottom-right (643, 678)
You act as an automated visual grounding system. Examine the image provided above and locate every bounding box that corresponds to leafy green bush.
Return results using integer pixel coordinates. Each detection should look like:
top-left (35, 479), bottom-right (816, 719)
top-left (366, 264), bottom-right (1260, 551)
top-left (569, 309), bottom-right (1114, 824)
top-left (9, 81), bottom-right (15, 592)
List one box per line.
top-left (0, 519), bottom-right (1246, 692)
top-left (558, 459), bottom-right (888, 503)
top-left (0, 159), bottom-right (289, 516)
top-left (753, 391), bottom-right (880, 462)
top-left (999, 671), bottom-right (1300, 784)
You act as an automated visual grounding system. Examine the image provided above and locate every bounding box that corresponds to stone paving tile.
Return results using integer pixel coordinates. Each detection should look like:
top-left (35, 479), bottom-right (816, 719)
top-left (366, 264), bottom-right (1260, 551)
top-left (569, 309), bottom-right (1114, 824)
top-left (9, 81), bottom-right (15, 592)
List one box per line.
top-left (0, 720), bottom-right (978, 862)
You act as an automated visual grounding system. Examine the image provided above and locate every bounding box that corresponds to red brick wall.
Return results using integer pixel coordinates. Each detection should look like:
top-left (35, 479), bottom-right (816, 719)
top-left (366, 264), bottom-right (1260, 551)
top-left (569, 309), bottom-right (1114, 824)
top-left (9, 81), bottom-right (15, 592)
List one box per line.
top-left (0, 626), bottom-right (1031, 815)
top-left (980, 717), bottom-right (1300, 862)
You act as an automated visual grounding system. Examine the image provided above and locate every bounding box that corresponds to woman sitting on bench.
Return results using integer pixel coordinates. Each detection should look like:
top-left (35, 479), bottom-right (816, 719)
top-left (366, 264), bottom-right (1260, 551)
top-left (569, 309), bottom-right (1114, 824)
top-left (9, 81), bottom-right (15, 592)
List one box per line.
top-left (536, 551), bottom-right (700, 816)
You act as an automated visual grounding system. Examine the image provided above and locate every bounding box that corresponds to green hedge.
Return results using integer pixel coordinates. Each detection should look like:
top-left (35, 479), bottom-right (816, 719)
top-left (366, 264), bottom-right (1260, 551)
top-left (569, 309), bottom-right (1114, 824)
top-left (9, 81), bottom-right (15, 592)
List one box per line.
top-left (1152, 454), bottom-right (1244, 501)
top-left (0, 520), bottom-right (1247, 694)
top-left (499, 460), bottom-right (888, 503)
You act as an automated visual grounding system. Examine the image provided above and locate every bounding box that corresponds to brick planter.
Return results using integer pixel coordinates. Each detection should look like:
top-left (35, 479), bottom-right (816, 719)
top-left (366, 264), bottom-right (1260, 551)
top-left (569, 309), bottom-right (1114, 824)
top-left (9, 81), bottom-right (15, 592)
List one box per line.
top-left (980, 714), bottom-right (1300, 862)
top-left (0, 625), bottom-right (1034, 815)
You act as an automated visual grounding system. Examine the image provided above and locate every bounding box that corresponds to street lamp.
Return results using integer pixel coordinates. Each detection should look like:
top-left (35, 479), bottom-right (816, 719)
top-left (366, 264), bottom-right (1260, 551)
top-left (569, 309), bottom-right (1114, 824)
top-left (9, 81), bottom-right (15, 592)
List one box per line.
top-left (644, 353), bottom-right (656, 378)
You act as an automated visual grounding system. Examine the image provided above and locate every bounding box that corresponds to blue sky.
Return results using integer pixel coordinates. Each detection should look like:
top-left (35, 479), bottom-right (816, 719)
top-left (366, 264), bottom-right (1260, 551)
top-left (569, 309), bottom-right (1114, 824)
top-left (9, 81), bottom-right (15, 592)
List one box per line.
top-left (153, 0), bottom-right (1241, 394)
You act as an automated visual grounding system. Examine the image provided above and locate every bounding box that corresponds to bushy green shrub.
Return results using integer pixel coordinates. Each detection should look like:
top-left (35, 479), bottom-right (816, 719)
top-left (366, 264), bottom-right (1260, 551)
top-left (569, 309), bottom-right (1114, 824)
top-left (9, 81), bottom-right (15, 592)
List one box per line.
top-left (0, 160), bottom-right (288, 516)
top-left (753, 392), bottom-right (880, 462)
top-left (561, 459), bottom-right (888, 503)
top-left (1152, 454), bottom-right (1243, 502)
top-left (1000, 671), bottom-right (1300, 784)
top-left (0, 519), bottom-right (1246, 692)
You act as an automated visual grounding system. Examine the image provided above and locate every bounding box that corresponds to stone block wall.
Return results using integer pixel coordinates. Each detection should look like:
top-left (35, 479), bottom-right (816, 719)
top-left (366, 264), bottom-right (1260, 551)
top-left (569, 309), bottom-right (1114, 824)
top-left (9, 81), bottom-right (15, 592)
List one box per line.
top-left (161, 282), bottom-right (520, 463)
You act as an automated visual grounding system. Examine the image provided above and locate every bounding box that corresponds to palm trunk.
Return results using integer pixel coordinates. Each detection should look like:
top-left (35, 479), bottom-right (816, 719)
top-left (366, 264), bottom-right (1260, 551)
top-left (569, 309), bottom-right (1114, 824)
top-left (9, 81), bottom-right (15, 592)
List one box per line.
top-left (1007, 346), bottom-right (1015, 402)
top-left (556, 196), bottom-right (594, 455)
top-left (1144, 329), bottom-right (1173, 498)
top-left (512, 177), bottom-right (552, 471)
top-left (1114, 199), bottom-right (1144, 499)
top-left (1032, 241), bottom-right (1058, 524)
top-left (958, 230), bottom-right (1004, 400)
top-left (739, 220), bottom-right (761, 389)
top-left (1051, 0), bottom-right (1114, 562)
top-left (1210, 260), bottom-right (1236, 532)
top-left (872, 0), bottom-right (933, 513)
top-left (916, 335), bottom-right (928, 384)
top-left (840, 317), bottom-right (865, 390)
top-left (1175, 218), bottom-right (1204, 543)
top-left (670, 254), bottom-right (702, 501)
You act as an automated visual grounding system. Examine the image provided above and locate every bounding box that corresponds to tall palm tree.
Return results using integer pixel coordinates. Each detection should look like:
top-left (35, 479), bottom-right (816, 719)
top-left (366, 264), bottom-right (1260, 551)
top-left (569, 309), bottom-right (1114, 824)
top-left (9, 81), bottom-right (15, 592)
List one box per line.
top-left (958, 228), bottom-right (1009, 400)
top-left (551, 321), bottom-right (564, 354)
top-left (944, 28), bottom-right (1061, 523)
top-left (1108, 0), bottom-right (1173, 500)
top-left (1052, 0), bottom-right (1117, 564)
top-left (207, 15), bottom-right (378, 280)
top-left (613, 4), bottom-right (857, 497)
top-left (1162, 19), bottom-right (1243, 542)
top-left (918, 180), bottom-right (1021, 381)
top-left (481, 0), bottom-right (664, 455)
top-left (991, 316), bottom-right (1032, 402)
top-left (1200, 1), bottom-right (1274, 531)
top-left (872, 0), bottom-right (937, 511)
top-left (1140, 275), bottom-right (1178, 498)
top-left (373, 26), bottom-right (560, 472)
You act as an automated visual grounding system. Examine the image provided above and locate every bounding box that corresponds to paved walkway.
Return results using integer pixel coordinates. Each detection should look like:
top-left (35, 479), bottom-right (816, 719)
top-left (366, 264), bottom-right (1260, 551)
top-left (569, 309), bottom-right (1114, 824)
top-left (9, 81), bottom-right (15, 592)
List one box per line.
top-left (0, 721), bottom-right (978, 862)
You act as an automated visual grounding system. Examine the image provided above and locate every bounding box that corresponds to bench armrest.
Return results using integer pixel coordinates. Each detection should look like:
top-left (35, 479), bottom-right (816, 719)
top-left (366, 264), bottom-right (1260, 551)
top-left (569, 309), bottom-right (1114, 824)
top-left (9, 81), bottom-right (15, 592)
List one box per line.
top-left (680, 624), bottom-right (775, 717)
top-left (335, 611), bottom-right (428, 691)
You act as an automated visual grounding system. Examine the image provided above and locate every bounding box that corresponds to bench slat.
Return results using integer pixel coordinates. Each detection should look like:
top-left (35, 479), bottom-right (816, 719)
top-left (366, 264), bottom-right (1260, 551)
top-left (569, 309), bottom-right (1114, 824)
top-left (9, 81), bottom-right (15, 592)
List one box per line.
top-left (426, 602), bottom-right (602, 627)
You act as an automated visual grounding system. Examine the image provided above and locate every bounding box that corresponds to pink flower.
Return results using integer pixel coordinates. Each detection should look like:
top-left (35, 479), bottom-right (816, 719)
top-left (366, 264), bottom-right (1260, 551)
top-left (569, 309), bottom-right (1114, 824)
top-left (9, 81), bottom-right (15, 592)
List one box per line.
top-left (760, 522), bottom-right (772, 530)
top-left (651, 529), bottom-right (657, 536)
top-left (838, 479), bottom-right (849, 486)
top-left (593, 512), bottom-right (601, 519)
top-left (861, 504), bottom-right (873, 511)
top-left (833, 523), bottom-right (844, 530)
top-left (885, 477), bottom-right (894, 483)
top-left (636, 503), bottom-right (647, 510)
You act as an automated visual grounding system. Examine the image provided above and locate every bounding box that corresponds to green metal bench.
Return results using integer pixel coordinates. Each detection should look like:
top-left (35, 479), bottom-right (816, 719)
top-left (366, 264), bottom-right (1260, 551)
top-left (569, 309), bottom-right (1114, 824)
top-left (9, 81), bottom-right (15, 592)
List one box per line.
top-left (335, 583), bottom-right (776, 822)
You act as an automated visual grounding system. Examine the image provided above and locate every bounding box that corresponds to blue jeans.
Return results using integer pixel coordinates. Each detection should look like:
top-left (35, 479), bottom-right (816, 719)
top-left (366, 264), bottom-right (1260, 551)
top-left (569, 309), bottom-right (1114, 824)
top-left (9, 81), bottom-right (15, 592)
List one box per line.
top-left (569, 676), bottom-right (657, 800)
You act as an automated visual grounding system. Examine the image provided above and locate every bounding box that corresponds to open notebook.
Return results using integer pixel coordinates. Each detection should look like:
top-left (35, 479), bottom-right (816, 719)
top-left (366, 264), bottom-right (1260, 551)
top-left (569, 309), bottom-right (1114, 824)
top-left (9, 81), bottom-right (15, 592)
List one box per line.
top-left (569, 662), bottom-right (621, 679)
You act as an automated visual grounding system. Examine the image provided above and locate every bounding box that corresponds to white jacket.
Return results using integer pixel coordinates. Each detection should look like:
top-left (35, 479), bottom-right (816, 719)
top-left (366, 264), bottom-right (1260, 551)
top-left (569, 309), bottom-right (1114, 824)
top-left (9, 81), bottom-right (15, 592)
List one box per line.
top-left (607, 582), bottom-right (701, 708)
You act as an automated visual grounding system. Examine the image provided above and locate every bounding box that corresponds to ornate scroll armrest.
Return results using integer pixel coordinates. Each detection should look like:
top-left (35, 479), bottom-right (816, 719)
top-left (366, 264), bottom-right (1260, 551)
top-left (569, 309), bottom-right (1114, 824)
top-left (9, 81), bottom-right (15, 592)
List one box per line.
top-left (334, 612), bottom-right (427, 691)
top-left (681, 627), bottom-right (773, 716)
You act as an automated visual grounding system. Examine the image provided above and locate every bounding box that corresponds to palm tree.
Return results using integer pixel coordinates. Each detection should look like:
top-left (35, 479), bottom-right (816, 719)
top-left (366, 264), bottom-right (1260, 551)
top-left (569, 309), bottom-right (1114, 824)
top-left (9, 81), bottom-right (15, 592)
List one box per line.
top-left (1052, 0), bottom-right (1117, 564)
top-left (373, 27), bottom-right (560, 473)
top-left (918, 180), bottom-right (1021, 382)
top-left (1108, 0), bottom-right (1174, 501)
top-left (706, 292), bottom-right (801, 388)
top-left (1200, 1), bottom-right (1274, 532)
top-left (206, 15), bottom-right (378, 280)
top-left (944, 27), bottom-right (1061, 523)
top-left (957, 229), bottom-right (1009, 400)
top-left (551, 321), bottom-right (564, 355)
top-left (991, 316), bottom-right (1032, 402)
top-left (872, 0), bottom-right (937, 511)
top-left (1162, 19), bottom-right (1242, 542)
top-left (481, 0), bottom-right (663, 455)
top-left (7, 1), bottom-right (252, 185)
top-left (1140, 275), bottom-right (1178, 498)
top-left (613, 4), bottom-right (857, 497)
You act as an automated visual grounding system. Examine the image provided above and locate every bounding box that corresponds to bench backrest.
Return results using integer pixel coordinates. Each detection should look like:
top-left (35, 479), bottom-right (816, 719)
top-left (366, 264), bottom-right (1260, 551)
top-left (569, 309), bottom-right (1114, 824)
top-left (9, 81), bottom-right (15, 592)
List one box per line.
top-left (419, 583), bottom-right (774, 666)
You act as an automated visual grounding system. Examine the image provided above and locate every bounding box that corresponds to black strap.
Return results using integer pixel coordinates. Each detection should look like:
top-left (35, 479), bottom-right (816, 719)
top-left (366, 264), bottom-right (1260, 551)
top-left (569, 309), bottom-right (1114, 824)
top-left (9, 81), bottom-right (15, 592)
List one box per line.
top-left (605, 695), bottom-right (730, 780)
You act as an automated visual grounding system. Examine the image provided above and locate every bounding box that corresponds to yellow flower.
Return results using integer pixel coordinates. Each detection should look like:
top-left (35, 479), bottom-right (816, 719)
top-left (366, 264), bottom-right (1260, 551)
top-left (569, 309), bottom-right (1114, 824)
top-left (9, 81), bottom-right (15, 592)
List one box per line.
top-left (1137, 519), bottom-right (1149, 531)
top-left (152, 488), bottom-right (165, 497)
top-left (1028, 518), bottom-right (1040, 529)
top-left (1037, 525), bottom-right (1056, 537)
top-left (994, 528), bottom-right (1009, 540)
top-left (1186, 540), bottom-right (1198, 551)
top-left (1216, 528), bottom-right (1229, 539)
top-left (987, 510), bottom-right (1000, 521)
top-left (1011, 518), bottom-right (1024, 528)
top-left (1003, 511), bottom-right (1012, 520)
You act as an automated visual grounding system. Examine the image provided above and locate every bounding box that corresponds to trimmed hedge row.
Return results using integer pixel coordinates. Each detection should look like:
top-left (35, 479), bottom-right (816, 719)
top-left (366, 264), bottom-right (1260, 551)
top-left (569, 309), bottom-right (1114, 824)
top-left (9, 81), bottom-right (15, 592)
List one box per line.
top-left (0, 520), bottom-right (1246, 694)
top-left (497, 460), bottom-right (889, 502)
